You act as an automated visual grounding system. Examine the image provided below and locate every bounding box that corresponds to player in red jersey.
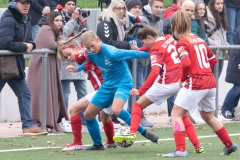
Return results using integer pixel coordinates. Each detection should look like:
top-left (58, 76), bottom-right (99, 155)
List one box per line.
top-left (114, 24), bottom-right (204, 154)
top-left (162, 11), bottom-right (238, 158)
top-left (57, 31), bottom-right (117, 151)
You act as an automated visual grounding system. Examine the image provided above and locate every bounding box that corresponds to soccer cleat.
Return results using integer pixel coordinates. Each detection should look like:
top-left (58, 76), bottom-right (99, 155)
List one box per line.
top-left (62, 143), bottom-right (84, 151)
top-left (104, 142), bottom-right (118, 148)
top-left (141, 130), bottom-right (158, 143)
top-left (84, 145), bottom-right (105, 151)
top-left (140, 118), bottom-right (154, 127)
top-left (194, 146), bottom-right (205, 154)
top-left (162, 150), bottom-right (188, 158)
top-left (113, 133), bottom-right (136, 143)
top-left (221, 143), bottom-right (239, 155)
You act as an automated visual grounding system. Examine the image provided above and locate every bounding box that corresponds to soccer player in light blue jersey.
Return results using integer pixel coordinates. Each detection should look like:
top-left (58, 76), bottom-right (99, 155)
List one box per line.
top-left (76, 30), bottom-right (159, 150)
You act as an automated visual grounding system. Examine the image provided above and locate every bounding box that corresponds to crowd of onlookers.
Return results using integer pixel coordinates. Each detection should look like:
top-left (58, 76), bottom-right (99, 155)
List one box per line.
top-left (0, 0), bottom-right (239, 136)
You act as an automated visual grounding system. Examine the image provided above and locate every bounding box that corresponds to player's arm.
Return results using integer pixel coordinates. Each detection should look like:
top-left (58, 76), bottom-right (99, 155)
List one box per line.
top-left (137, 51), bottom-right (163, 96)
top-left (177, 43), bottom-right (191, 82)
top-left (206, 45), bottom-right (218, 68)
top-left (109, 47), bottom-right (149, 60)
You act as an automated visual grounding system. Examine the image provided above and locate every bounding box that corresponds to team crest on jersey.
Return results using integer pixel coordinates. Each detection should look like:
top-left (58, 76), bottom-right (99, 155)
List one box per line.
top-left (105, 58), bottom-right (112, 66)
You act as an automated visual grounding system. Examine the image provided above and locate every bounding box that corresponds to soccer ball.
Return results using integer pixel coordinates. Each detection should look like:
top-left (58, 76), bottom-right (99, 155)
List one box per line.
top-left (115, 127), bottom-right (134, 148)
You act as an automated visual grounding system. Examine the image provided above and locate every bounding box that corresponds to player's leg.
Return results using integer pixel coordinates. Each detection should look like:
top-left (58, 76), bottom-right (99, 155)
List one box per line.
top-left (62, 92), bottom-right (95, 151)
top-left (199, 88), bottom-right (238, 156)
top-left (100, 109), bottom-right (117, 148)
top-left (112, 85), bottom-right (158, 143)
top-left (162, 88), bottom-right (206, 158)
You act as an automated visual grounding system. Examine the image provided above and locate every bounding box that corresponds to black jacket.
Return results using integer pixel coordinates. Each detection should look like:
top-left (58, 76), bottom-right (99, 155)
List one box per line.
top-left (97, 18), bottom-right (130, 49)
top-left (0, 2), bottom-right (36, 79)
top-left (29, 0), bottom-right (49, 25)
top-left (225, 26), bottom-right (240, 85)
top-left (225, 0), bottom-right (240, 9)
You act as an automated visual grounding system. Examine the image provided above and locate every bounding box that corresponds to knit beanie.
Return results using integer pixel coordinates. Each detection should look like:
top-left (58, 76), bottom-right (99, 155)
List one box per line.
top-left (125, 0), bottom-right (142, 11)
top-left (59, 0), bottom-right (77, 7)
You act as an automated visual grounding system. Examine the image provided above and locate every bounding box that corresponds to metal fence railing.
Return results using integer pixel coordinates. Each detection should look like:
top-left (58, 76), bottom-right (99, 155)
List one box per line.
top-left (0, 45), bottom-right (240, 130)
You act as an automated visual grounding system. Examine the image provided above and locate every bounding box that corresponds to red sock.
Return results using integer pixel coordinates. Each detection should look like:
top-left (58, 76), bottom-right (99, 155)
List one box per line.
top-left (130, 102), bottom-right (143, 133)
top-left (182, 116), bottom-right (201, 149)
top-left (174, 132), bottom-right (186, 152)
top-left (102, 119), bottom-right (115, 144)
top-left (215, 126), bottom-right (233, 148)
top-left (70, 114), bottom-right (82, 145)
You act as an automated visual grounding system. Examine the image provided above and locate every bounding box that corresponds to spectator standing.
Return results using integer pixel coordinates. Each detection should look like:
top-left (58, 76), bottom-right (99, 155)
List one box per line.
top-left (192, 1), bottom-right (210, 45)
top-left (29, 0), bottom-right (50, 40)
top-left (124, 0), bottom-right (153, 127)
top-left (0, 0), bottom-right (48, 136)
top-left (225, 0), bottom-right (240, 44)
top-left (96, 0), bottom-right (130, 125)
top-left (219, 26), bottom-right (240, 120)
top-left (57, 0), bottom-right (88, 125)
top-left (207, 0), bottom-right (229, 78)
top-left (27, 11), bottom-right (69, 133)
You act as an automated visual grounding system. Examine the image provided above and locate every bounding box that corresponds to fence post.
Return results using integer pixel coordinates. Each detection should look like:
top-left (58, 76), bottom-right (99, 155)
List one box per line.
top-left (41, 51), bottom-right (48, 130)
top-left (131, 59), bottom-right (137, 106)
top-left (213, 49), bottom-right (220, 118)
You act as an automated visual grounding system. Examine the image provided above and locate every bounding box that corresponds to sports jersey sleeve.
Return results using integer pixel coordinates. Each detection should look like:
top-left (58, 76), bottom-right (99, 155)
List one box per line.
top-left (206, 45), bottom-right (218, 68)
top-left (176, 41), bottom-right (191, 82)
top-left (77, 62), bottom-right (85, 72)
top-left (109, 48), bottom-right (149, 60)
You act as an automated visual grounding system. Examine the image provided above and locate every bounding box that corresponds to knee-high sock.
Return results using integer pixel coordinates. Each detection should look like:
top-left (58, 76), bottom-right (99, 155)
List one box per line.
top-left (70, 114), bottom-right (82, 145)
top-left (174, 132), bottom-right (186, 152)
top-left (215, 126), bottom-right (233, 148)
top-left (182, 116), bottom-right (200, 149)
top-left (130, 102), bottom-right (143, 134)
top-left (102, 119), bottom-right (115, 144)
top-left (117, 109), bottom-right (145, 134)
top-left (86, 118), bottom-right (102, 146)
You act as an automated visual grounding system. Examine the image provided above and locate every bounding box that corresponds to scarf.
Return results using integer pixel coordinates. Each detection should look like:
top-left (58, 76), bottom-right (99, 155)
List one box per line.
top-left (128, 12), bottom-right (141, 22)
top-left (117, 17), bottom-right (126, 41)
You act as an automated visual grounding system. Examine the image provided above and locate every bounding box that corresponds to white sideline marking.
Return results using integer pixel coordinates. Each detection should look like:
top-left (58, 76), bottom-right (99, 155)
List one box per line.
top-left (1, 133), bottom-right (240, 153)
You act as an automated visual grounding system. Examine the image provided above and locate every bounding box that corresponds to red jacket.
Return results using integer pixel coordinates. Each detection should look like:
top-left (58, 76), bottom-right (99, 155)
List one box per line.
top-left (164, 4), bottom-right (179, 19)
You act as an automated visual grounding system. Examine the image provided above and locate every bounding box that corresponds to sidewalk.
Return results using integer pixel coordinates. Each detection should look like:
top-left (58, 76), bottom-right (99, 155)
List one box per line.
top-left (0, 113), bottom-right (238, 138)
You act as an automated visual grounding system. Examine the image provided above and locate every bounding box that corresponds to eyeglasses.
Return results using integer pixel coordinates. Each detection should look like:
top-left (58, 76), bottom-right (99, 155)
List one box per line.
top-left (114, 7), bottom-right (126, 11)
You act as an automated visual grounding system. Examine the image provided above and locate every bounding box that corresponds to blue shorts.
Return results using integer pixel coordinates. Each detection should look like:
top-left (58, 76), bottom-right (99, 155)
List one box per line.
top-left (91, 83), bottom-right (131, 109)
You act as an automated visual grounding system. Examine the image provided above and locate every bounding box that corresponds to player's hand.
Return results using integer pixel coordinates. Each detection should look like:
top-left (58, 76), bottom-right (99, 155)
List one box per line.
top-left (24, 43), bottom-right (33, 53)
top-left (130, 88), bottom-right (139, 96)
top-left (238, 64), bottom-right (240, 70)
top-left (66, 65), bottom-right (77, 72)
top-left (72, 10), bottom-right (79, 20)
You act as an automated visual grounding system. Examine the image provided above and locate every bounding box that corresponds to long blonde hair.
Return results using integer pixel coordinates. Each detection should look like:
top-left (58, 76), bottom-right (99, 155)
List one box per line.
top-left (98, 0), bottom-right (129, 27)
top-left (171, 10), bottom-right (191, 39)
top-left (57, 28), bottom-right (87, 60)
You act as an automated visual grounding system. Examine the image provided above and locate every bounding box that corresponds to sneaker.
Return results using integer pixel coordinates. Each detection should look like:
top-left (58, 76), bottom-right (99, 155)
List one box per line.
top-left (113, 133), bottom-right (137, 143)
top-left (221, 143), bottom-right (239, 155)
top-left (141, 130), bottom-right (158, 143)
top-left (162, 150), bottom-right (188, 158)
top-left (84, 145), bottom-right (105, 151)
top-left (194, 146), bottom-right (205, 154)
top-left (23, 126), bottom-right (48, 136)
top-left (104, 142), bottom-right (118, 148)
top-left (62, 143), bottom-right (84, 151)
top-left (167, 116), bottom-right (172, 124)
top-left (140, 118), bottom-right (153, 127)
top-left (219, 111), bottom-right (234, 121)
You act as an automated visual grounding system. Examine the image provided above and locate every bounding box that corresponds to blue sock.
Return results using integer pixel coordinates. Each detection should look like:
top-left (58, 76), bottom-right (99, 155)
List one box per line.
top-left (117, 109), bottom-right (145, 134)
top-left (86, 118), bottom-right (102, 146)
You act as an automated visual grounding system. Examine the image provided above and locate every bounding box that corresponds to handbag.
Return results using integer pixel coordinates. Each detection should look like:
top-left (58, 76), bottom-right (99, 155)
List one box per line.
top-left (0, 56), bottom-right (19, 79)
top-left (0, 23), bottom-right (28, 80)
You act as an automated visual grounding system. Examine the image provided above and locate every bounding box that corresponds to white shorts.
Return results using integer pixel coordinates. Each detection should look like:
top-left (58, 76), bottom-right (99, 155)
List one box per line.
top-left (145, 82), bottom-right (179, 106)
top-left (174, 87), bottom-right (216, 112)
top-left (85, 91), bottom-right (112, 115)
